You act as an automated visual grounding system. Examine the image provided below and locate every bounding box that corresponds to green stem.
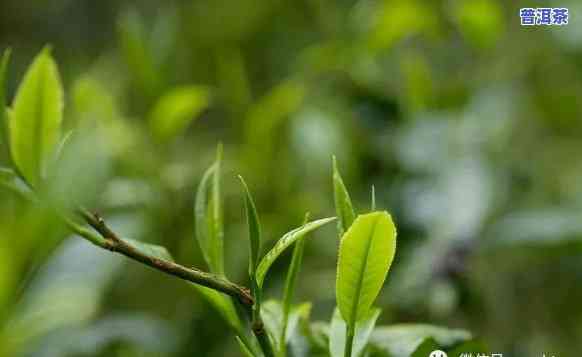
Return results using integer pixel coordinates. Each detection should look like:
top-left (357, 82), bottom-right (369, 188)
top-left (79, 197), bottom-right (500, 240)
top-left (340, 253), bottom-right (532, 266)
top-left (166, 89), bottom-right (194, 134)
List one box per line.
top-left (253, 316), bottom-right (275, 357)
top-left (344, 324), bottom-right (354, 357)
top-left (279, 238), bottom-right (306, 356)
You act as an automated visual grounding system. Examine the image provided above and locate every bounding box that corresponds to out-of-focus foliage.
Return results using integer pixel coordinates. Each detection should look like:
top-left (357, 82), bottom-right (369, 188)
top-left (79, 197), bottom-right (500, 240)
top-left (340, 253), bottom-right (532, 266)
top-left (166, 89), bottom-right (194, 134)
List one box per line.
top-left (1, 0), bottom-right (582, 356)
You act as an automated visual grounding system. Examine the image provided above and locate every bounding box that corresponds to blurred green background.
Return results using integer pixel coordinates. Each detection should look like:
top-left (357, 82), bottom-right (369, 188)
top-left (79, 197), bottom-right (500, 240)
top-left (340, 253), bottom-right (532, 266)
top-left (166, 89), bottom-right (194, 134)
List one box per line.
top-left (1, 0), bottom-right (582, 356)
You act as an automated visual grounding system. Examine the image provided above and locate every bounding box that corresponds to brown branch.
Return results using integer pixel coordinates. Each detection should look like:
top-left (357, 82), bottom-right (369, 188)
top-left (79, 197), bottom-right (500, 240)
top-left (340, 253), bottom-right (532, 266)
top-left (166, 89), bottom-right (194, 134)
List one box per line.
top-left (71, 208), bottom-right (254, 307)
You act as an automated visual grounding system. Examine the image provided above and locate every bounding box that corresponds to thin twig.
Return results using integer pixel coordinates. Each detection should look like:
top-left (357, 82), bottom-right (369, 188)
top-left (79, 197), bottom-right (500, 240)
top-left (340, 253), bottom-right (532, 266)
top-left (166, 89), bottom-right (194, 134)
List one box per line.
top-left (70, 208), bottom-right (254, 307)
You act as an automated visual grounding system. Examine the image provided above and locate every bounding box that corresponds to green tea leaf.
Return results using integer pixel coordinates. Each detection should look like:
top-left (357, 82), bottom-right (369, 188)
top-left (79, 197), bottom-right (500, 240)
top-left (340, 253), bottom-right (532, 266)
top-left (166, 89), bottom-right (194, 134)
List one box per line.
top-left (336, 212), bottom-right (397, 327)
top-left (194, 146), bottom-right (224, 275)
top-left (255, 217), bottom-right (336, 288)
top-left (238, 175), bottom-right (261, 276)
top-left (368, 324), bottom-right (472, 357)
top-left (329, 307), bottom-right (381, 357)
top-left (0, 167), bottom-right (34, 200)
top-left (194, 285), bottom-right (243, 333)
top-left (212, 145), bottom-right (224, 271)
top-left (410, 338), bottom-right (440, 357)
top-left (149, 85), bottom-right (210, 141)
top-left (0, 49), bottom-right (10, 145)
top-left (124, 238), bottom-right (173, 261)
top-left (261, 300), bottom-right (312, 348)
top-left (332, 156), bottom-right (355, 236)
top-left (10, 47), bottom-right (63, 187)
top-left (280, 213), bottom-right (310, 355)
top-left (236, 336), bottom-right (256, 357)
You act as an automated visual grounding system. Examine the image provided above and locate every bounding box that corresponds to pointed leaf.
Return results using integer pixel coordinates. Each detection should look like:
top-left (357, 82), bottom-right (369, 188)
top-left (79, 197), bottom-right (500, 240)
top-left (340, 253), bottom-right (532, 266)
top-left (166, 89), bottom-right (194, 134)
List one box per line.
top-left (0, 167), bottom-right (34, 200)
top-left (194, 285), bottom-right (243, 333)
top-left (195, 163), bottom-right (215, 269)
top-left (333, 156), bottom-right (355, 235)
top-left (211, 144), bottom-right (224, 273)
top-left (329, 307), bottom-right (381, 357)
top-left (236, 336), bottom-right (256, 357)
top-left (280, 213), bottom-right (310, 354)
top-left (336, 212), bottom-right (397, 327)
top-left (238, 175), bottom-right (261, 276)
top-left (410, 338), bottom-right (440, 357)
top-left (194, 146), bottom-right (224, 275)
top-left (10, 47), bottom-right (63, 187)
top-left (256, 217), bottom-right (336, 288)
top-left (149, 85), bottom-right (211, 141)
top-left (261, 300), bottom-right (312, 348)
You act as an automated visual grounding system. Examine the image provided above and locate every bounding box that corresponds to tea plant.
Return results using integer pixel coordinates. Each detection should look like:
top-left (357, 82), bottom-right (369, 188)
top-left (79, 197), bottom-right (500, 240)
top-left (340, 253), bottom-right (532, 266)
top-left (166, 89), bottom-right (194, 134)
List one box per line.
top-left (0, 48), bottom-right (478, 356)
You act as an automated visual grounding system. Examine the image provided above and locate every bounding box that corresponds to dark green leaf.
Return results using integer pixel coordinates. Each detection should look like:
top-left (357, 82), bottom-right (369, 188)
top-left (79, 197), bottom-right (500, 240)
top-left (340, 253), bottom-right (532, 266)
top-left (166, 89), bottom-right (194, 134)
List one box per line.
top-left (236, 336), bottom-right (256, 357)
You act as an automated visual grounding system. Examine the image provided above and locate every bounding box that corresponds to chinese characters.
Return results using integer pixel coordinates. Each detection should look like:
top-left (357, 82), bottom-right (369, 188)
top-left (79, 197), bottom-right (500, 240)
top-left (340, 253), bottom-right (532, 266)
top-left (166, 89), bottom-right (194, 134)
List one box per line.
top-left (520, 8), bottom-right (568, 26)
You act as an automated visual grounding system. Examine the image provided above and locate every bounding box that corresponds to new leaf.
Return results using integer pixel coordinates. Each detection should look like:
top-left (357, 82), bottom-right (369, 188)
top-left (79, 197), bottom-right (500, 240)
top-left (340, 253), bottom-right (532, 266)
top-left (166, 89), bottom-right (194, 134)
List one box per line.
top-left (239, 176), bottom-right (261, 277)
top-left (194, 146), bottom-right (224, 275)
top-left (336, 212), bottom-right (397, 327)
top-left (255, 217), bottom-right (336, 288)
top-left (10, 47), bottom-right (63, 187)
top-left (333, 156), bottom-right (355, 236)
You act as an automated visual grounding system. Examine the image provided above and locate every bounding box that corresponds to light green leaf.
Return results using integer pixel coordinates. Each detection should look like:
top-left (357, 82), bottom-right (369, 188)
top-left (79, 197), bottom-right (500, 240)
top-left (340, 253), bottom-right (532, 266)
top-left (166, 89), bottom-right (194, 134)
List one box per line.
top-left (0, 167), bottom-right (34, 200)
top-left (149, 85), bottom-right (211, 141)
top-left (280, 213), bottom-right (310, 355)
top-left (368, 324), bottom-right (472, 357)
top-left (194, 146), bottom-right (224, 275)
top-left (333, 156), bottom-right (355, 236)
top-left (10, 47), bottom-right (63, 187)
top-left (410, 338), bottom-right (440, 357)
top-left (0, 49), bottom-right (10, 145)
top-left (236, 336), bottom-right (256, 357)
top-left (239, 176), bottom-right (261, 280)
top-left (194, 285), bottom-right (243, 333)
top-left (336, 212), bottom-right (397, 327)
top-left (329, 307), bottom-right (381, 357)
top-left (261, 300), bottom-right (312, 348)
top-left (255, 217), bottom-right (336, 288)
top-left (124, 238), bottom-right (173, 261)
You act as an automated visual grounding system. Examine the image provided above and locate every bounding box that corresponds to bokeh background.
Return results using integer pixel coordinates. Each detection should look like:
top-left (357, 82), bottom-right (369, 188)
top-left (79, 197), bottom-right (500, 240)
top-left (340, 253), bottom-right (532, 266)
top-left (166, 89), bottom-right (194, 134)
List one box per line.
top-left (1, 0), bottom-right (582, 356)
